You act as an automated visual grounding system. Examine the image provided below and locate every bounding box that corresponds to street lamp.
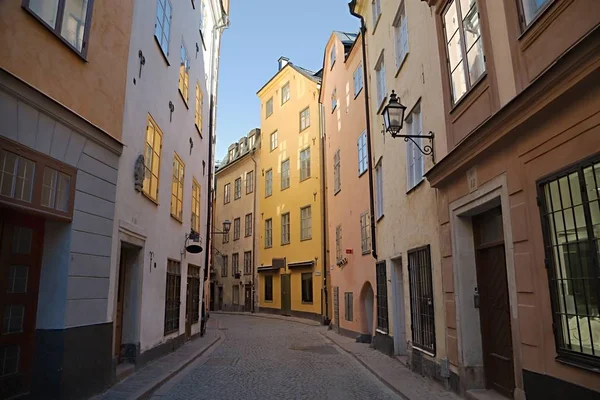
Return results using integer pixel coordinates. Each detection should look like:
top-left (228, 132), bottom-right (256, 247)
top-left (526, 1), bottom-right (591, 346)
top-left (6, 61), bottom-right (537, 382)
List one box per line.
top-left (212, 219), bottom-right (231, 235)
top-left (381, 90), bottom-right (435, 162)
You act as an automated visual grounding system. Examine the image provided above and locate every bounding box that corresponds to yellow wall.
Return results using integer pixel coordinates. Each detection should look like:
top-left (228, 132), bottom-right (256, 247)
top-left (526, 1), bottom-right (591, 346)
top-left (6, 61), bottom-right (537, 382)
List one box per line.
top-left (0, 0), bottom-right (133, 140)
top-left (257, 64), bottom-right (323, 317)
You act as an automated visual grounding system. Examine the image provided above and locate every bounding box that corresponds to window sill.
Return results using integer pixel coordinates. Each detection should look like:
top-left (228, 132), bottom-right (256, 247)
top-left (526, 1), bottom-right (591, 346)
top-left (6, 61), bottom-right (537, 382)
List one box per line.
top-left (281, 186), bottom-right (290, 192)
top-left (300, 176), bottom-right (310, 183)
top-left (264, 300), bottom-right (273, 303)
top-left (195, 123), bottom-right (203, 138)
top-left (281, 242), bottom-right (290, 246)
top-left (372, 14), bottom-right (382, 35)
top-left (265, 194), bottom-right (272, 198)
top-left (331, 105), bottom-right (337, 114)
top-left (413, 345), bottom-right (436, 358)
top-left (154, 36), bottom-right (171, 66)
top-left (178, 90), bottom-right (189, 109)
top-left (300, 237), bottom-right (312, 242)
top-left (281, 99), bottom-right (289, 106)
top-left (394, 53), bottom-right (409, 78)
top-left (376, 96), bottom-right (388, 115)
top-left (354, 87), bottom-right (363, 99)
top-left (171, 214), bottom-right (183, 224)
top-left (358, 169), bottom-right (368, 178)
top-left (556, 354), bottom-right (600, 374)
top-left (406, 178), bottom-right (425, 194)
top-left (245, 234), bottom-right (252, 238)
top-left (246, 190), bottom-right (253, 195)
top-left (302, 301), bottom-right (314, 305)
top-left (270, 147), bottom-right (277, 153)
top-left (375, 328), bottom-right (388, 335)
top-left (265, 246), bottom-right (272, 249)
top-left (141, 191), bottom-right (160, 206)
top-left (234, 196), bottom-right (241, 201)
top-left (376, 214), bottom-right (384, 223)
top-left (362, 250), bottom-right (371, 256)
top-left (334, 188), bottom-right (341, 196)
top-left (300, 126), bottom-right (310, 133)
top-left (449, 72), bottom-right (487, 114)
top-left (266, 113), bottom-right (273, 119)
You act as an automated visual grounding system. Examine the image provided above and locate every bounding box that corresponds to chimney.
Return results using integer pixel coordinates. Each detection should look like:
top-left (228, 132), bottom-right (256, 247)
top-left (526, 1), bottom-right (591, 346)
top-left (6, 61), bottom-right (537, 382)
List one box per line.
top-left (278, 56), bottom-right (289, 71)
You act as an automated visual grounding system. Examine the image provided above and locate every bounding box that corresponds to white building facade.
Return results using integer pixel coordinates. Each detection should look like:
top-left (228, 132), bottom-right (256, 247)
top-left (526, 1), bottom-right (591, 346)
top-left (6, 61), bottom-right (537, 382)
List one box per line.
top-left (108, 0), bottom-right (229, 372)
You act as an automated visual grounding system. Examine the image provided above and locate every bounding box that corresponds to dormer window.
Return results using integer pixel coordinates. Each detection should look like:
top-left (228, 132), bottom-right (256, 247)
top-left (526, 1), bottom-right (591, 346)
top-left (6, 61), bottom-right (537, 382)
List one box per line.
top-left (330, 44), bottom-right (336, 69)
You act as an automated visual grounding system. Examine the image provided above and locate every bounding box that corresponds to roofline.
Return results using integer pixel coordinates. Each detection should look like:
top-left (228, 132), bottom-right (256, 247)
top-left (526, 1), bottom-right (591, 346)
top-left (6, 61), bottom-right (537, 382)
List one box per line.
top-left (256, 63), bottom-right (319, 96)
top-left (215, 150), bottom-right (254, 175)
top-left (318, 31), bottom-right (362, 104)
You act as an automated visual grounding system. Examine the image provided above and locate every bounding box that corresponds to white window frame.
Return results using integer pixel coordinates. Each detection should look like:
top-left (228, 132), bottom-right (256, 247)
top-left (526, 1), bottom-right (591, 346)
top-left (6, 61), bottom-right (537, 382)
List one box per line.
top-left (300, 206), bottom-right (312, 241)
top-left (333, 148), bottom-right (341, 194)
top-left (266, 97), bottom-right (273, 118)
top-left (357, 131), bottom-right (368, 176)
top-left (265, 169), bottom-right (272, 197)
top-left (270, 131), bottom-right (278, 151)
top-left (300, 107), bottom-right (310, 131)
top-left (406, 105), bottom-right (424, 191)
top-left (281, 159), bottom-right (290, 189)
top-left (281, 212), bottom-right (290, 245)
top-left (265, 218), bottom-right (272, 248)
top-left (281, 82), bottom-right (290, 105)
top-left (393, 2), bottom-right (409, 71)
top-left (155, 0), bottom-right (172, 57)
top-left (375, 160), bottom-right (384, 220)
top-left (353, 64), bottom-right (363, 97)
top-left (300, 148), bottom-right (310, 181)
top-left (360, 211), bottom-right (371, 254)
top-left (375, 53), bottom-right (386, 108)
top-left (372, 0), bottom-right (382, 28)
top-left (330, 44), bottom-right (336, 69)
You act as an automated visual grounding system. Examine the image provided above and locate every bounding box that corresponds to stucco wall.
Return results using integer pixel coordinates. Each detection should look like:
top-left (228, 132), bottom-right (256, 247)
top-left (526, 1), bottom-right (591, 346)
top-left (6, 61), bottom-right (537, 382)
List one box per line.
top-left (0, 0), bottom-right (134, 141)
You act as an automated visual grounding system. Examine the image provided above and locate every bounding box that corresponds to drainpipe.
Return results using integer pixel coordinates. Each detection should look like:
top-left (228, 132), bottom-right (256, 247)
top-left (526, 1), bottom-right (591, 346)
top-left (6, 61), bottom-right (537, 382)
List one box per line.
top-left (319, 103), bottom-right (329, 324)
top-left (250, 148), bottom-right (258, 313)
top-left (349, 2), bottom-right (377, 260)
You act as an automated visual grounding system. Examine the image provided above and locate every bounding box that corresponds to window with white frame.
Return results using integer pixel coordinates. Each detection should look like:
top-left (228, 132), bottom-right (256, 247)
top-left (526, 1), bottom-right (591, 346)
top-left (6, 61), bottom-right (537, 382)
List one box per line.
top-left (394, 2), bottom-right (409, 70)
top-left (360, 211), bottom-right (371, 254)
top-left (265, 169), bottom-right (272, 197)
top-left (281, 212), bottom-right (290, 245)
top-left (406, 105), bottom-right (424, 191)
top-left (300, 148), bottom-right (310, 181)
top-left (332, 88), bottom-right (338, 112)
top-left (357, 131), bottom-right (368, 176)
top-left (375, 161), bottom-right (384, 219)
top-left (265, 218), bottom-right (272, 248)
top-left (333, 149), bottom-right (341, 194)
top-left (179, 42), bottom-right (190, 103)
top-left (301, 206), bottom-right (312, 240)
top-left (281, 159), bottom-right (290, 189)
top-left (198, 0), bottom-right (205, 35)
top-left (300, 107), bottom-right (310, 131)
top-left (266, 97), bottom-right (273, 118)
top-left (353, 64), bottom-right (363, 97)
top-left (270, 131), bottom-right (278, 151)
top-left (154, 0), bottom-right (172, 57)
top-left (330, 44), bottom-right (336, 68)
top-left (375, 53), bottom-right (386, 107)
top-left (281, 82), bottom-right (290, 104)
top-left (520, 0), bottom-right (552, 26)
top-left (372, 0), bottom-right (382, 28)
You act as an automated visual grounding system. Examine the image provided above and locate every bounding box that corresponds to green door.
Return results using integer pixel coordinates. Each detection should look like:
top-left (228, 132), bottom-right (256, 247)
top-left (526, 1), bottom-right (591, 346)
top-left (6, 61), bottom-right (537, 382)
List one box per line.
top-left (281, 274), bottom-right (291, 315)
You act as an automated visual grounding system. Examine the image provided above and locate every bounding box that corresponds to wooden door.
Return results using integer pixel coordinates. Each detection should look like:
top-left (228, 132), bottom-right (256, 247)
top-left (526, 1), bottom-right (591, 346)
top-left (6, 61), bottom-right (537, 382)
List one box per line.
top-left (0, 211), bottom-right (44, 399)
top-left (244, 285), bottom-right (251, 312)
top-left (473, 208), bottom-right (515, 398)
top-left (281, 274), bottom-right (291, 316)
top-left (185, 277), bottom-right (192, 340)
top-left (114, 251), bottom-right (126, 360)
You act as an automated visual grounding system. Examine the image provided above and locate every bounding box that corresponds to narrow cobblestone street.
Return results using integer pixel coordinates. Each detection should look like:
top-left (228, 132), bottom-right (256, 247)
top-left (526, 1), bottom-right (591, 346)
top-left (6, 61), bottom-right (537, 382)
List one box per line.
top-left (150, 314), bottom-right (401, 400)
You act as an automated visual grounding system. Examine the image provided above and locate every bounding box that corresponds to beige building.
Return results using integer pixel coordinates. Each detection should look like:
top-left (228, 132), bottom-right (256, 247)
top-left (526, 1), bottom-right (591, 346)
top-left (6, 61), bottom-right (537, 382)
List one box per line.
top-left (349, 0), bottom-right (449, 386)
top-left (213, 129), bottom-right (261, 312)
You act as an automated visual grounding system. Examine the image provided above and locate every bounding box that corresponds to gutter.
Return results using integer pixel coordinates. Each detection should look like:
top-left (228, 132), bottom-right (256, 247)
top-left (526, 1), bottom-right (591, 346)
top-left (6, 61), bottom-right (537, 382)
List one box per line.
top-left (349, 2), bottom-right (378, 260)
top-left (319, 103), bottom-right (329, 324)
top-left (250, 150), bottom-right (258, 313)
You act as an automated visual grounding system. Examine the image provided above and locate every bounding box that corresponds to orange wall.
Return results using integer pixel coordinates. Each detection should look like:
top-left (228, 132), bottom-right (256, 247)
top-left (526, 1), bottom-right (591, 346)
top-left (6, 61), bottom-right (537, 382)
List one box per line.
top-left (322, 33), bottom-right (376, 335)
top-left (0, 0), bottom-right (134, 141)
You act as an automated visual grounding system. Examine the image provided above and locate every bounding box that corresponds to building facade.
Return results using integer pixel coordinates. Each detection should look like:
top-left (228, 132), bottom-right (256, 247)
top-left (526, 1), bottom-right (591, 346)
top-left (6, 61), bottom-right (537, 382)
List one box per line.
top-left (349, 0), bottom-right (450, 384)
top-left (320, 32), bottom-right (377, 340)
top-left (0, 0), bottom-right (133, 398)
top-left (256, 59), bottom-right (325, 322)
top-left (423, 0), bottom-right (600, 398)
top-left (108, 0), bottom-right (228, 382)
top-left (213, 129), bottom-right (261, 312)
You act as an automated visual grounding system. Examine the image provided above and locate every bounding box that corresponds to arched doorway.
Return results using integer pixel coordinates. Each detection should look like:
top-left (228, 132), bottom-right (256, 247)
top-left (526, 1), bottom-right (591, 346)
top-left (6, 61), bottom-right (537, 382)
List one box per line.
top-left (359, 282), bottom-right (375, 337)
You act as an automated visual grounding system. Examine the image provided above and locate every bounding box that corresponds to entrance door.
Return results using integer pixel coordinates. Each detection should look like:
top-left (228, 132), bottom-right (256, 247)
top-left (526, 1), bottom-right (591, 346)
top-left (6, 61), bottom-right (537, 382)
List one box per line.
top-left (0, 210), bottom-right (44, 399)
top-left (218, 286), bottom-right (223, 310)
top-left (244, 285), bottom-right (252, 312)
top-left (185, 277), bottom-right (192, 340)
top-left (473, 208), bottom-right (515, 398)
top-left (281, 274), bottom-right (291, 316)
top-left (114, 250), bottom-right (127, 360)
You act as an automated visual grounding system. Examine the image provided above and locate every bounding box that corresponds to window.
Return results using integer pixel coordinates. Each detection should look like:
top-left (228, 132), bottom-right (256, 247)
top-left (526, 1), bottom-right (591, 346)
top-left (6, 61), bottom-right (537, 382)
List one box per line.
top-left (246, 171), bottom-right (254, 194)
top-left (335, 225), bottom-right (342, 262)
top-left (281, 159), bottom-right (290, 190)
top-left (244, 251), bottom-right (252, 275)
top-left (375, 53), bottom-right (386, 107)
top-left (353, 64), bottom-right (363, 97)
top-left (3, 305), bottom-right (24, 334)
top-left (376, 261), bottom-right (389, 332)
top-left (221, 255), bottom-right (228, 277)
top-left (188, 265), bottom-right (201, 323)
top-left (265, 169), bottom-right (273, 197)
top-left (302, 273), bottom-right (313, 303)
top-left (142, 115), bottom-right (162, 202)
top-left (232, 285), bottom-right (239, 305)
top-left (345, 292), bottom-right (354, 321)
top-left (0, 151), bottom-right (34, 203)
top-left (375, 161), bottom-right (384, 219)
top-left (394, 2), bottom-right (409, 70)
top-left (281, 212), bottom-right (290, 245)
top-left (23, 0), bottom-right (94, 56)
top-left (228, 148), bottom-right (235, 162)
top-left (443, 0), bottom-right (485, 104)
top-left (1, 345), bottom-right (20, 377)
top-left (301, 206), bottom-right (312, 241)
top-left (270, 131), bottom-right (278, 151)
top-left (198, 0), bottom-right (205, 35)
top-left (538, 158), bottom-right (600, 365)
top-left (233, 218), bottom-right (240, 240)
top-left (408, 245), bottom-right (436, 354)
top-left (357, 131), bottom-right (368, 176)
top-left (245, 213), bottom-right (253, 237)
top-left (281, 82), bottom-right (290, 104)
top-left (300, 148), bottom-right (311, 181)
top-left (249, 135), bottom-right (256, 149)
top-left (179, 42), bottom-right (190, 103)
top-left (224, 183), bottom-right (230, 204)
top-left (195, 82), bottom-right (203, 134)
top-left (232, 253), bottom-right (239, 276)
top-left (300, 107), bottom-right (310, 131)
top-left (154, 0), bottom-right (172, 57)
top-left (406, 106), bottom-right (424, 191)
top-left (234, 177), bottom-right (242, 200)
top-left (333, 149), bottom-right (341, 194)
top-left (372, 0), bottom-right (382, 28)
top-left (191, 179), bottom-right (201, 232)
top-left (164, 260), bottom-right (181, 335)
top-left (330, 44), bottom-right (336, 68)
top-left (331, 88), bottom-right (338, 111)
top-left (265, 218), bottom-right (273, 248)
top-left (264, 275), bottom-right (273, 301)
top-left (222, 231), bottom-right (229, 243)
top-left (360, 211), bottom-right (371, 254)
top-left (266, 98), bottom-right (273, 118)
top-left (520, 0), bottom-right (552, 26)
top-left (171, 154), bottom-right (184, 222)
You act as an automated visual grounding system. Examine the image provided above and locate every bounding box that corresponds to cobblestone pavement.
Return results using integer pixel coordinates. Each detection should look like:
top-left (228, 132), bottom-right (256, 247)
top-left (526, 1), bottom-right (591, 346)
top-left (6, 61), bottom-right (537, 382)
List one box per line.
top-left (150, 314), bottom-right (402, 400)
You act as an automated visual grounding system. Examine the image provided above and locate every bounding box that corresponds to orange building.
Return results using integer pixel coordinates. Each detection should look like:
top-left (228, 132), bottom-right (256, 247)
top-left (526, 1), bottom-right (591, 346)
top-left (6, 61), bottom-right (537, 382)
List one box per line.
top-left (320, 32), bottom-right (376, 339)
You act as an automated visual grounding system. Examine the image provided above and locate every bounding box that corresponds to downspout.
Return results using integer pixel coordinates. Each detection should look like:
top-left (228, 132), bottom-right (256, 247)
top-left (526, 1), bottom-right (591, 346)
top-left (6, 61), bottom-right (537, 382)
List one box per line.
top-left (349, 2), bottom-right (377, 260)
top-left (319, 102), bottom-right (328, 324)
top-left (250, 150), bottom-right (258, 313)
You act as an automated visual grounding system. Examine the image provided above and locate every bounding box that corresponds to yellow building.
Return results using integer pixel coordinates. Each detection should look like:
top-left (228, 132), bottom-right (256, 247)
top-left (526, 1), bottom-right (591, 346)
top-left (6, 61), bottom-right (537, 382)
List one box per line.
top-left (256, 57), bottom-right (325, 322)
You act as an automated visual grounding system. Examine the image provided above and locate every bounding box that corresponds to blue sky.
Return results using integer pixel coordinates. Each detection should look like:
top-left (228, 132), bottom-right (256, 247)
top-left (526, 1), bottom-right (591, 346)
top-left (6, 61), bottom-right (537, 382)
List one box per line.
top-left (215, 0), bottom-right (359, 161)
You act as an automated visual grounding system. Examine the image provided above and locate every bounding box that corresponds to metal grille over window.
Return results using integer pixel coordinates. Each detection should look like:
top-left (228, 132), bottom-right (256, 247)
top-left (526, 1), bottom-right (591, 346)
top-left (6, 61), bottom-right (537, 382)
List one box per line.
top-left (539, 159), bottom-right (600, 362)
top-left (164, 260), bottom-right (181, 335)
top-left (376, 262), bottom-right (389, 332)
top-left (408, 245), bottom-right (436, 355)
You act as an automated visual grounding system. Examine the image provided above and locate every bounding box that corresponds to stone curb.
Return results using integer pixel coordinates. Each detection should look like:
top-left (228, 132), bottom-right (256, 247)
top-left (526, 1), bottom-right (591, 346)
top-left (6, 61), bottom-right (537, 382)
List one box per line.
top-left (320, 331), bottom-right (410, 400)
top-left (212, 311), bottom-right (321, 327)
